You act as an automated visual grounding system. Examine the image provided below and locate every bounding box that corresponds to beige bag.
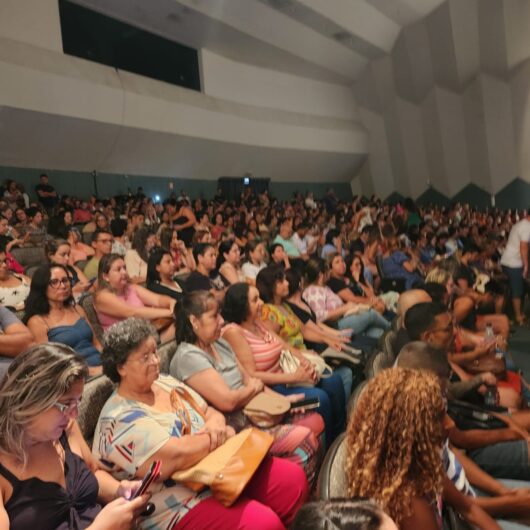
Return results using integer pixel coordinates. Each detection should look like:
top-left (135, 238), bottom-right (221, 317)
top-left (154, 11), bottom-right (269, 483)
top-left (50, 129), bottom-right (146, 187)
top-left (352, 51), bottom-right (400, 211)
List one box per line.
top-left (279, 349), bottom-right (332, 387)
top-left (243, 391), bottom-right (290, 428)
top-left (171, 428), bottom-right (273, 506)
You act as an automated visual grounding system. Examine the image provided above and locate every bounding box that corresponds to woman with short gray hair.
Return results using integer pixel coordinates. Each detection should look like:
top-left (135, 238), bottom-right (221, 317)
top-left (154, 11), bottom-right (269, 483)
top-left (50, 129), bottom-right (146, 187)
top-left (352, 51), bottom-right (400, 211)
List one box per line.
top-left (0, 342), bottom-right (150, 530)
top-left (93, 317), bottom-right (308, 530)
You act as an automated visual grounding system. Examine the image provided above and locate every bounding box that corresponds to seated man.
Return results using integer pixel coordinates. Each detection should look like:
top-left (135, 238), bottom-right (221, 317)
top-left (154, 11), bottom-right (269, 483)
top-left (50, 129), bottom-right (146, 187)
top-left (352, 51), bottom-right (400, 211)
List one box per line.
top-left (0, 306), bottom-right (33, 378)
top-left (84, 228), bottom-right (113, 280)
top-left (404, 302), bottom-right (530, 481)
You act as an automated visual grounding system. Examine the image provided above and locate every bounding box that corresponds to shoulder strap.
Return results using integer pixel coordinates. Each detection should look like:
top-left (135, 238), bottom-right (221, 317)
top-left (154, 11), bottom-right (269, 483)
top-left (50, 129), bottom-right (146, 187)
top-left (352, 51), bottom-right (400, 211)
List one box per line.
top-left (0, 461), bottom-right (20, 485)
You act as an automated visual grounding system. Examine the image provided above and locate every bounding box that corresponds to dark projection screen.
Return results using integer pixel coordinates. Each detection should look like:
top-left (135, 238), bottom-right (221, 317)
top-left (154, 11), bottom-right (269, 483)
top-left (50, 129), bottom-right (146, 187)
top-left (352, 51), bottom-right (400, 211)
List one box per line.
top-left (58, 0), bottom-right (201, 91)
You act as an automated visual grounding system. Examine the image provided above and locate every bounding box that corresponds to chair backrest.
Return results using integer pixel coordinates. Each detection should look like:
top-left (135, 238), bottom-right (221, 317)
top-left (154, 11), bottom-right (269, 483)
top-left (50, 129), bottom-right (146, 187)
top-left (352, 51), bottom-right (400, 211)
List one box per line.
top-left (10, 246), bottom-right (46, 269)
top-left (316, 432), bottom-right (349, 499)
top-left (365, 350), bottom-right (393, 379)
top-left (347, 379), bottom-right (367, 419)
top-left (80, 294), bottom-right (104, 344)
top-left (381, 329), bottom-right (398, 360)
top-left (158, 339), bottom-right (177, 374)
top-left (78, 374), bottom-right (115, 444)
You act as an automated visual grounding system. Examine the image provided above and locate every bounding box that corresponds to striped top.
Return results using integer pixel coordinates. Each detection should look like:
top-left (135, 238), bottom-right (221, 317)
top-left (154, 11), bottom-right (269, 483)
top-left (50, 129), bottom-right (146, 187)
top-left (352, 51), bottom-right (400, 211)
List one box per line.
top-left (221, 321), bottom-right (283, 373)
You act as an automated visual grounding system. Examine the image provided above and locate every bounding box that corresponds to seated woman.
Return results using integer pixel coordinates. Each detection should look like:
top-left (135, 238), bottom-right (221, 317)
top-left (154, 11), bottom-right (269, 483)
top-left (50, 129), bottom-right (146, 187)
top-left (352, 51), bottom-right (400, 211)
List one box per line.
top-left (217, 239), bottom-right (245, 285)
top-left (66, 226), bottom-right (95, 266)
top-left (382, 237), bottom-right (423, 290)
top-left (146, 248), bottom-right (183, 303)
top-left (25, 264), bottom-right (103, 375)
top-left (346, 368), bottom-right (446, 530)
top-left (303, 258), bottom-right (390, 340)
top-left (160, 227), bottom-right (194, 274)
top-left (0, 343), bottom-right (150, 530)
top-left (344, 254), bottom-right (388, 313)
top-left (93, 318), bottom-right (308, 530)
top-left (170, 290), bottom-right (324, 484)
top-left (124, 227), bottom-right (157, 284)
top-left (46, 239), bottom-right (94, 300)
top-left (241, 240), bottom-right (267, 284)
top-left (93, 254), bottom-right (175, 342)
top-left (269, 243), bottom-right (291, 270)
top-left (222, 282), bottom-right (346, 445)
top-left (0, 244), bottom-right (30, 311)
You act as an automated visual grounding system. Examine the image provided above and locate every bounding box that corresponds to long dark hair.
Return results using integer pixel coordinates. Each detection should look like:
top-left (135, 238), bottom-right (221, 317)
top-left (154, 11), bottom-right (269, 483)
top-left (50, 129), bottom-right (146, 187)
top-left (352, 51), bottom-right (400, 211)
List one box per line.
top-left (175, 291), bottom-right (217, 344)
top-left (222, 283), bottom-right (250, 324)
top-left (132, 227), bottom-right (154, 263)
top-left (216, 239), bottom-right (237, 270)
top-left (256, 265), bottom-right (285, 304)
top-left (24, 264), bottom-right (75, 323)
top-left (147, 248), bottom-right (171, 285)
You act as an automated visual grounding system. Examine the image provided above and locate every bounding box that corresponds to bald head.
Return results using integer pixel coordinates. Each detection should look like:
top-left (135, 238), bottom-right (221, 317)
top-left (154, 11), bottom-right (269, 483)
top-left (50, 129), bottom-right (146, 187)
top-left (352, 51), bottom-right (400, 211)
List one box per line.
top-left (397, 289), bottom-right (432, 328)
top-left (396, 341), bottom-right (450, 379)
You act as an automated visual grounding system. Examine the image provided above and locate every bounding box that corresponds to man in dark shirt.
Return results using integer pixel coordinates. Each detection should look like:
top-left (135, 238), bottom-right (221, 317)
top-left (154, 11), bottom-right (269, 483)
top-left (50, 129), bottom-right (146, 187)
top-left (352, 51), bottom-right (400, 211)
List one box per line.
top-left (35, 173), bottom-right (57, 212)
top-left (184, 243), bottom-right (227, 301)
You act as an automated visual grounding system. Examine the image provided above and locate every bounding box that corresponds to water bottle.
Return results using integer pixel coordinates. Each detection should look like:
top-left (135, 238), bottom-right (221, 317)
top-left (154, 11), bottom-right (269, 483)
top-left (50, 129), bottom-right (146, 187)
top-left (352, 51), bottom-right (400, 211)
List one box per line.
top-left (485, 323), bottom-right (503, 359)
top-left (484, 385), bottom-right (499, 408)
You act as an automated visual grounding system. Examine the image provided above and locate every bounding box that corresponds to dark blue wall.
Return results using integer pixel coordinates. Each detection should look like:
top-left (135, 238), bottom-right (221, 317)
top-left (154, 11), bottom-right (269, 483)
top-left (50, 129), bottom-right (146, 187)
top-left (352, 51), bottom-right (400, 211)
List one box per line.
top-left (0, 165), bottom-right (352, 202)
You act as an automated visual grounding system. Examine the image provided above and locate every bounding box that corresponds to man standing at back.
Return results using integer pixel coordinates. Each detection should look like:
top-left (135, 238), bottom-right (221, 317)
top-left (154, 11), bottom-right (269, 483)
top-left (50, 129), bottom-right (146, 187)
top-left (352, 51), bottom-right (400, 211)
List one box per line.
top-left (35, 173), bottom-right (57, 214)
top-left (500, 209), bottom-right (530, 325)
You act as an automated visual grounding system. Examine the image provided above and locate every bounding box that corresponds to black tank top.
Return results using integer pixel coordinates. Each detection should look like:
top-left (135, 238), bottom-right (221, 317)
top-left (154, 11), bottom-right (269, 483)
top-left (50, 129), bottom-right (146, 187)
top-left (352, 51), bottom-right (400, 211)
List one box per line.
top-left (0, 433), bottom-right (101, 530)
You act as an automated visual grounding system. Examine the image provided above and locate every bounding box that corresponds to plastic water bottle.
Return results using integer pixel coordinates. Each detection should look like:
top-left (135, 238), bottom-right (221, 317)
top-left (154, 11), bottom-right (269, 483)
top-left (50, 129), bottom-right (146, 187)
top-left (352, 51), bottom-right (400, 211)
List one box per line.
top-left (485, 324), bottom-right (503, 359)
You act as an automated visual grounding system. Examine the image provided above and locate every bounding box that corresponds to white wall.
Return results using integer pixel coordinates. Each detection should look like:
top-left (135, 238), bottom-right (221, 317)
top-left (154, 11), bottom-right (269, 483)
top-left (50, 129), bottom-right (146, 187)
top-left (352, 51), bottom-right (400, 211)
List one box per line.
top-left (200, 49), bottom-right (359, 121)
top-left (0, 0), bottom-right (62, 52)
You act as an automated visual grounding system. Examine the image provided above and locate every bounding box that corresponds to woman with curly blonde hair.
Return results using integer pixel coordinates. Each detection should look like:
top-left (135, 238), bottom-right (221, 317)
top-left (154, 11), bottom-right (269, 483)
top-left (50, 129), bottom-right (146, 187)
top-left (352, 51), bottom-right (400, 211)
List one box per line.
top-left (346, 368), bottom-right (445, 530)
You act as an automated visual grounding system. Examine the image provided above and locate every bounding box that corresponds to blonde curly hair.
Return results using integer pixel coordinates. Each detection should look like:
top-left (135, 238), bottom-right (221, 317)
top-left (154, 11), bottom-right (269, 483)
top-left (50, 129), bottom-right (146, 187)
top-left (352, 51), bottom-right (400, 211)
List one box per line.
top-left (346, 368), bottom-right (445, 527)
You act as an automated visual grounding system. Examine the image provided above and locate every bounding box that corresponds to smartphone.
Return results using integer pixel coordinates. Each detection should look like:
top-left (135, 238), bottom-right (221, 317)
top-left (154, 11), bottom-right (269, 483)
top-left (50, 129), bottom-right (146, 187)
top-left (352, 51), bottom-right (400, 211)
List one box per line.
top-left (290, 397), bottom-right (320, 411)
top-left (83, 277), bottom-right (97, 291)
top-left (133, 460), bottom-right (162, 498)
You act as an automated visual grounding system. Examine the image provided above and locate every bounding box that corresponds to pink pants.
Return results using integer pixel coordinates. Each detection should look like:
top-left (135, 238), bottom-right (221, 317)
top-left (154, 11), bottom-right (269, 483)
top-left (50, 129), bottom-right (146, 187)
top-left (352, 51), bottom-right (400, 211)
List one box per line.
top-left (175, 456), bottom-right (308, 530)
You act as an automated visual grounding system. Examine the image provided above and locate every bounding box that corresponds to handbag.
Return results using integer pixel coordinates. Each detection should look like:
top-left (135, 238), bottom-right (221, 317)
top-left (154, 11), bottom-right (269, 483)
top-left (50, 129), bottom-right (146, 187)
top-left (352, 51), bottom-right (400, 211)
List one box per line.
top-left (279, 349), bottom-right (332, 387)
top-left (171, 428), bottom-right (273, 506)
top-left (447, 400), bottom-right (507, 431)
top-left (242, 391), bottom-right (290, 428)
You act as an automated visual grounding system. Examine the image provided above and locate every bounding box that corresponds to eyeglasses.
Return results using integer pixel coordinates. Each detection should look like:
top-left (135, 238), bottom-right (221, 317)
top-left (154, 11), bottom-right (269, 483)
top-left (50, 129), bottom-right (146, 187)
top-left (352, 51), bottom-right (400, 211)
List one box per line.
top-left (129, 351), bottom-right (160, 365)
top-left (49, 278), bottom-right (71, 288)
top-left (53, 398), bottom-right (81, 415)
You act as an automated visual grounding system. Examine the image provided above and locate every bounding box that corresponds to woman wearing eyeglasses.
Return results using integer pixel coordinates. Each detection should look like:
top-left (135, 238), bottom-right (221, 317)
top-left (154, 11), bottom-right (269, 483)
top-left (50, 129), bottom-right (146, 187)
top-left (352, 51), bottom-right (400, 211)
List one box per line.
top-left (24, 264), bottom-right (103, 376)
top-left (0, 343), bottom-right (151, 530)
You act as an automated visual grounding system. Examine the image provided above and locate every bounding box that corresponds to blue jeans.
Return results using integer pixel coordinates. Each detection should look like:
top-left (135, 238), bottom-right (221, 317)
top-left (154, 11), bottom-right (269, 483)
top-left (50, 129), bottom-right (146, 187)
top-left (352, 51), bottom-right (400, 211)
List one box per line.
top-left (338, 308), bottom-right (390, 339)
top-left (273, 371), bottom-right (346, 447)
top-left (333, 365), bottom-right (353, 404)
top-left (468, 440), bottom-right (530, 480)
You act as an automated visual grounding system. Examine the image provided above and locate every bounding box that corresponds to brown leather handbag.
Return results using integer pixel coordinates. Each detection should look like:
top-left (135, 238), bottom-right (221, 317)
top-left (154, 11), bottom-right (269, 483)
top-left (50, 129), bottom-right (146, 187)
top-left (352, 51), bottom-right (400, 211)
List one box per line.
top-left (171, 428), bottom-right (273, 506)
top-left (169, 387), bottom-right (274, 506)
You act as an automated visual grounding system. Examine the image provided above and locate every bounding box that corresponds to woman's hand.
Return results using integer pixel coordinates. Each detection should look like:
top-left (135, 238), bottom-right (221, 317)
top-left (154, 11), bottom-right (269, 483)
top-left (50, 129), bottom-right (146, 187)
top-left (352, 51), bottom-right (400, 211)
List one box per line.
top-left (89, 494), bottom-right (151, 530)
top-left (247, 377), bottom-right (264, 395)
top-left (292, 364), bottom-right (317, 385)
top-left (116, 480), bottom-right (142, 500)
top-left (201, 414), bottom-right (228, 451)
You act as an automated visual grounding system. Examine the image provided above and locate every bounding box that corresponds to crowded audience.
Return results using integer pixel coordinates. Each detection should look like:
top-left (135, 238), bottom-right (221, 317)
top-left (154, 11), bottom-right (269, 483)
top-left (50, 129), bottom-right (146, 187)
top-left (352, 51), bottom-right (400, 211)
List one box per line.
top-left (3, 175), bottom-right (530, 528)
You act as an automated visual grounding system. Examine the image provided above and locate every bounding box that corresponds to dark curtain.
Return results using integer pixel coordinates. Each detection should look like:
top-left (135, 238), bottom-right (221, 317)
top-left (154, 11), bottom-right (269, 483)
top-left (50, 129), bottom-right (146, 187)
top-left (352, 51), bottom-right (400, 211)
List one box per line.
top-left (218, 177), bottom-right (269, 202)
